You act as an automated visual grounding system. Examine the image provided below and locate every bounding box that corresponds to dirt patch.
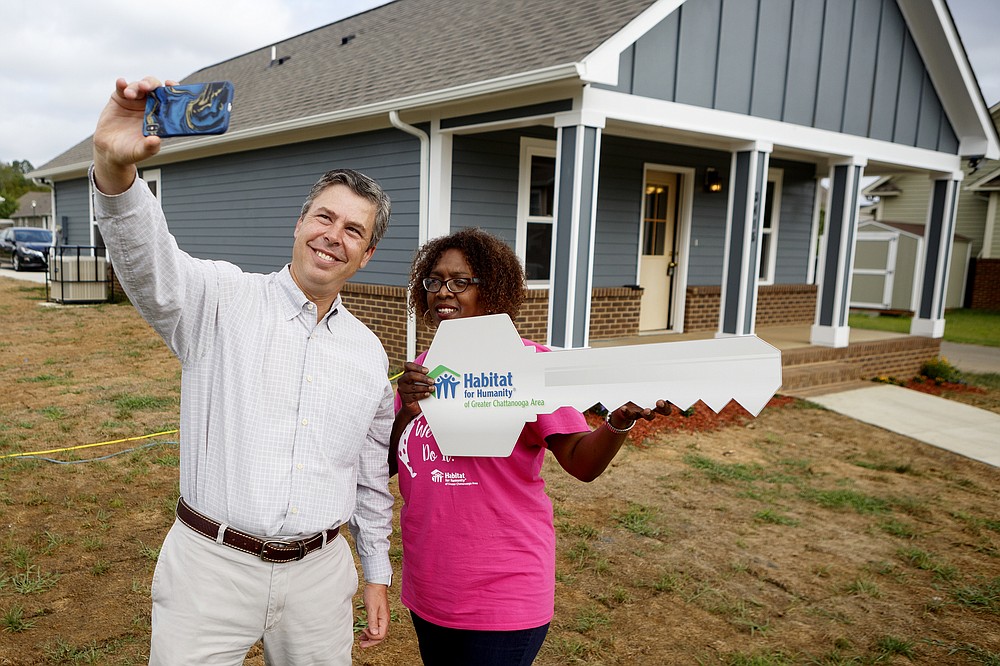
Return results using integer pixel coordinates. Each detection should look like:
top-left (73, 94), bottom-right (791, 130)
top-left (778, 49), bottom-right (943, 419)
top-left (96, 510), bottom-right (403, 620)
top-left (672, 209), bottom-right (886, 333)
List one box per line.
top-left (1, 277), bottom-right (998, 665)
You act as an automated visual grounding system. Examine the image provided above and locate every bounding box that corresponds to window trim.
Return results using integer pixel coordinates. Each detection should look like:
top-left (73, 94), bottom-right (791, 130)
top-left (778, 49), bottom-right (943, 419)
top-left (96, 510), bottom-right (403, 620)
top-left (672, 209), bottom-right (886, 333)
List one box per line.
top-left (516, 137), bottom-right (557, 288)
top-left (758, 167), bottom-right (783, 286)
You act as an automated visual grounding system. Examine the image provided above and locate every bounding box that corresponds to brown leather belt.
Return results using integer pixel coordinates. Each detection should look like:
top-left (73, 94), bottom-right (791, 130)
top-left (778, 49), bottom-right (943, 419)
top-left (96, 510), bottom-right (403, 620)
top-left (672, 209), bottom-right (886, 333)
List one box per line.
top-left (175, 497), bottom-right (339, 564)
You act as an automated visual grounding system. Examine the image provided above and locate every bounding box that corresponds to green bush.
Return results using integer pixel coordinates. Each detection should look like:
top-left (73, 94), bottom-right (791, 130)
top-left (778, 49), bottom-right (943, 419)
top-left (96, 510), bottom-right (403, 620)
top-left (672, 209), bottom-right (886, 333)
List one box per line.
top-left (920, 357), bottom-right (964, 384)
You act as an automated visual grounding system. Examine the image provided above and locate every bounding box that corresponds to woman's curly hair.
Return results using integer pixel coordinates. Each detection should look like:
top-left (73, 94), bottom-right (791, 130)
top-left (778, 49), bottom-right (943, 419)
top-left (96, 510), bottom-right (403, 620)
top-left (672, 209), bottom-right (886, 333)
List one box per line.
top-left (408, 227), bottom-right (526, 325)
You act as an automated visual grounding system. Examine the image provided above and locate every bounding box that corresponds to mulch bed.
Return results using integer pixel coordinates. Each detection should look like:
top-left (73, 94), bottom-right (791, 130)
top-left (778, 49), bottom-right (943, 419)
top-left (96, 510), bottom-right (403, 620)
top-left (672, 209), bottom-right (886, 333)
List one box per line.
top-left (904, 377), bottom-right (987, 396)
top-left (584, 395), bottom-right (796, 446)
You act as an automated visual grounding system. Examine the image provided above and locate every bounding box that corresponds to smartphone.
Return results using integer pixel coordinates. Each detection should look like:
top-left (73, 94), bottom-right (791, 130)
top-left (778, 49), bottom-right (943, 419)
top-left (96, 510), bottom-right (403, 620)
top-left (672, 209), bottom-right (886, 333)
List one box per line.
top-left (143, 81), bottom-right (234, 137)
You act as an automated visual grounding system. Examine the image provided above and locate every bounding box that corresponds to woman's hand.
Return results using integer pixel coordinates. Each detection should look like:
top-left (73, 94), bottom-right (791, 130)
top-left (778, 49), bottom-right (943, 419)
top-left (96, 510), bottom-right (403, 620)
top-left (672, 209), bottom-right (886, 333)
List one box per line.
top-left (607, 399), bottom-right (673, 431)
top-left (396, 361), bottom-right (434, 417)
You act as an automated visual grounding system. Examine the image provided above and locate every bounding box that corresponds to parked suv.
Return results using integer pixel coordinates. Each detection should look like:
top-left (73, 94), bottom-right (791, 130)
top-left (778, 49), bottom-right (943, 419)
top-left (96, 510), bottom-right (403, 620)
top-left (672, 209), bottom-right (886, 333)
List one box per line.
top-left (0, 226), bottom-right (54, 271)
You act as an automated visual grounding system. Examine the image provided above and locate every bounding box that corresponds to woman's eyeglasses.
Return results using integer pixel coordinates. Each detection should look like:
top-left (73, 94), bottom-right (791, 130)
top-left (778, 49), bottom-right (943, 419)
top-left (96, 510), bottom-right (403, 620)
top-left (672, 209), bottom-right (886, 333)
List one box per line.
top-left (422, 277), bottom-right (480, 294)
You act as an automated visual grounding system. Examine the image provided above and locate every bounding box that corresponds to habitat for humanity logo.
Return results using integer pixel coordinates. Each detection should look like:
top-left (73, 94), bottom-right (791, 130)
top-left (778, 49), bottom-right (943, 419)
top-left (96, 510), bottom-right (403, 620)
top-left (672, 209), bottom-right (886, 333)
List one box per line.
top-left (428, 365), bottom-right (518, 402)
top-left (427, 365), bottom-right (461, 400)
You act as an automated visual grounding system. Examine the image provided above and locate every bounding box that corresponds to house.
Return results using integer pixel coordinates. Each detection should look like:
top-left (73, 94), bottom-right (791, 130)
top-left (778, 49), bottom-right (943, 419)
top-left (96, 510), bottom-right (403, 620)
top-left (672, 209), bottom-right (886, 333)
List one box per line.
top-left (30, 0), bottom-right (999, 372)
top-left (10, 191), bottom-right (53, 231)
top-left (861, 102), bottom-right (1000, 310)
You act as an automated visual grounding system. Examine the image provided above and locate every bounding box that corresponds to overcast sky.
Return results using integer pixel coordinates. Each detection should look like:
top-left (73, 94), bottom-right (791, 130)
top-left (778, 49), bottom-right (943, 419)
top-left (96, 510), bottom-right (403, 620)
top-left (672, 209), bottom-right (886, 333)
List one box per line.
top-left (2, 0), bottom-right (997, 169)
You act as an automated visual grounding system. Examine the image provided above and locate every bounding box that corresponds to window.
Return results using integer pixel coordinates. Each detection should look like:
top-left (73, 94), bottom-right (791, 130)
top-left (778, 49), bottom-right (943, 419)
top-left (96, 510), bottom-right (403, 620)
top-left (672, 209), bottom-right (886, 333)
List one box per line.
top-left (517, 138), bottom-right (557, 283)
top-left (758, 168), bottom-right (782, 284)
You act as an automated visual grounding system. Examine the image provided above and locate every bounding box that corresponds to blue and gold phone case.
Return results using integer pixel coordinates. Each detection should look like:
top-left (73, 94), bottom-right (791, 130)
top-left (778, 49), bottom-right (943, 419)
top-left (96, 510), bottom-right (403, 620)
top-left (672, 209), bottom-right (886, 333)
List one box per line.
top-left (143, 81), bottom-right (234, 137)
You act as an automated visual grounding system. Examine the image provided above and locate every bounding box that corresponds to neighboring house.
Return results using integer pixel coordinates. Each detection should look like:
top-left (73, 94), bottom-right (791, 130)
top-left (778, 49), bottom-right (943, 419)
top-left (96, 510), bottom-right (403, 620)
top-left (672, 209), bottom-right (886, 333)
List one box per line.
top-left (29, 0), bottom-right (999, 365)
top-left (10, 191), bottom-right (53, 231)
top-left (862, 102), bottom-right (1000, 310)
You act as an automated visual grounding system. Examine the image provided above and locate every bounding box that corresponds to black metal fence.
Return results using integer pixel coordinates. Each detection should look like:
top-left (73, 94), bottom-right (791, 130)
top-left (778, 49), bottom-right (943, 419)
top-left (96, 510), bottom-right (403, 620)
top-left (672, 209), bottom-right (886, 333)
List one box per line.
top-left (46, 246), bottom-right (114, 304)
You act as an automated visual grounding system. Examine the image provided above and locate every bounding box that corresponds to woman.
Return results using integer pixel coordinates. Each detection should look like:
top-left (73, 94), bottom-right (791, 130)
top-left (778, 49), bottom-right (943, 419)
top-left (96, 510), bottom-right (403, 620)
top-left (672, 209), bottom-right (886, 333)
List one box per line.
top-left (391, 227), bottom-right (670, 665)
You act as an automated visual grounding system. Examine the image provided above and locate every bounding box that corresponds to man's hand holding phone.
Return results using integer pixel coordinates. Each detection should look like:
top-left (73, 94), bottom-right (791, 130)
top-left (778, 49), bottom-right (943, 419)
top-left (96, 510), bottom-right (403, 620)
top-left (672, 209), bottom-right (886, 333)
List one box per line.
top-left (93, 77), bottom-right (234, 195)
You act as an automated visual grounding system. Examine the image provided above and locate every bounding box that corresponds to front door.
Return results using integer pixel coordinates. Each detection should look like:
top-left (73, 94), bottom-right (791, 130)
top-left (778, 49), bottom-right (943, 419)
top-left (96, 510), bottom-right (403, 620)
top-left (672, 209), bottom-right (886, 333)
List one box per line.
top-left (639, 171), bottom-right (678, 330)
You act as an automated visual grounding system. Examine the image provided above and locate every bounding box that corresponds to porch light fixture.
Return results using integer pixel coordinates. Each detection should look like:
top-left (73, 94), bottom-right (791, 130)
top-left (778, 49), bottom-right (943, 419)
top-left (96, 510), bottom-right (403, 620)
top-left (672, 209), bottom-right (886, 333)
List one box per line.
top-left (704, 167), bottom-right (723, 193)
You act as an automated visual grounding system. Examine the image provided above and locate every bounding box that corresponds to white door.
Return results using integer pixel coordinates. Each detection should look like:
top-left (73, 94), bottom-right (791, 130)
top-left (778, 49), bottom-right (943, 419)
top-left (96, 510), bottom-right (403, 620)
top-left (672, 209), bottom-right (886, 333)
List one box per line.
top-left (850, 232), bottom-right (897, 309)
top-left (639, 172), bottom-right (678, 331)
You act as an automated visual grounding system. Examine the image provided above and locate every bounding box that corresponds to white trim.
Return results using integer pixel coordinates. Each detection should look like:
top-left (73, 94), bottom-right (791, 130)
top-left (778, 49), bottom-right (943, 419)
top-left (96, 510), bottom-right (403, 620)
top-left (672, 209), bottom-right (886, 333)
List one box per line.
top-left (428, 117), bottom-right (453, 242)
top-left (32, 63), bottom-right (585, 180)
top-left (637, 163), bottom-right (694, 333)
top-left (896, 0), bottom-right (1000, 159)
top-left (810, 324), bottom-right (851, 347)
top-left (388, 112), bottom-right (430, 363)
top-left (579, 0), bottom-right (687, 85)
top-left (983, 192), bottom-right (998, 259)
top-left (758, 167), bottom-right (783, 286)
top-left (516, 137), bottom-right (557, 288)
top-left (140, 168), bottom-right (162, 202)
top-left (850, 231), bottom-right (898, 309)
top-left (806, 173), bottom-right (823, 284)
top-left (581, 87), bottom-right (963, 173)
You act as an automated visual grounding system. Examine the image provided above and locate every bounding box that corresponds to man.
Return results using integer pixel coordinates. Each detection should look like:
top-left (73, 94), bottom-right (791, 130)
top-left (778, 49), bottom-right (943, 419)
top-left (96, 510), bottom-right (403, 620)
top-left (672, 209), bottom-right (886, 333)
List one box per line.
top-left (91, 76), bottom-right (394, 665)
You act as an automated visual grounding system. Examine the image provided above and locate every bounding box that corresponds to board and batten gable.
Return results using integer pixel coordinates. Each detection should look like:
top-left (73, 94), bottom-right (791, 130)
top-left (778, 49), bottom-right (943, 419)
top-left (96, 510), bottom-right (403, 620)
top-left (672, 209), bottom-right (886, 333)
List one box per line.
top-left (53, 179), bottom-right (92, 246)
top-left (602, 0), bottom-right (958, 153)
top-left (105, 129), bottom-right (421, 286)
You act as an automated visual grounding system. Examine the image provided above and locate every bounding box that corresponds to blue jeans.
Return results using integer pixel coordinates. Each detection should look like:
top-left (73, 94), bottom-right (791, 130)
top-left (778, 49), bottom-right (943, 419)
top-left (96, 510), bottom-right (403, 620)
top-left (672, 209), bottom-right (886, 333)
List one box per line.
top-left (410, 611), bottom-right (550, 666)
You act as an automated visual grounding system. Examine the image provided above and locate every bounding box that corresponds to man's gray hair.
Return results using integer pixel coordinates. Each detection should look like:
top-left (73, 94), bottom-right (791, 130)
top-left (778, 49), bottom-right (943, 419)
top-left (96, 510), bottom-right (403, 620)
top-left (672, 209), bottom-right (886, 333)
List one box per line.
top-left (300, 169), bottom-right (391, 249)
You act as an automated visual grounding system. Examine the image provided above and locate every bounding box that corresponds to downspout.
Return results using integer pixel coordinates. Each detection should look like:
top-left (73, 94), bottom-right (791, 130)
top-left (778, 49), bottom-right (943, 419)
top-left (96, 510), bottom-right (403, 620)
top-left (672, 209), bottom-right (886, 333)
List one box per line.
top-left (389, 110), bottom-right (429, 362)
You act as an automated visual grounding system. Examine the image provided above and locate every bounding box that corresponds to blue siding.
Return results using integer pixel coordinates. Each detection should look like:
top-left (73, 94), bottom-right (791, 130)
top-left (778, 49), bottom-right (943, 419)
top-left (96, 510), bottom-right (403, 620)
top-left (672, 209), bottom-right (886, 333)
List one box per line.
top-left (59, 130), bottom-right (421, 286)
top-left (598, 136), bottom-right (732, 287)
top-left (451, 133), bottom-right (522, 244)
top-left (602, 0), bottom-right (959, 153)
top-left (55, 179), bottom-right (92, 246)
top-left (770, 158), bottom-right (817, 284)
top-left (450, 128), bottom-right (559, 248)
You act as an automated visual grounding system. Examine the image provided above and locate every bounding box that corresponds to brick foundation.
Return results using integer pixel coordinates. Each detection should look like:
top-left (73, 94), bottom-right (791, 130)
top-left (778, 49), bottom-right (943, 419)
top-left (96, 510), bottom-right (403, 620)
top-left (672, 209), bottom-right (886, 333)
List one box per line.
top-left (970, 258), bottom-right (1000, 310)
top-left (782, 335), bottom-right (941, 382)
top-left (684, 284), bottom-right (818, 331)
top-left (343, 284), bottom-right (646, 366)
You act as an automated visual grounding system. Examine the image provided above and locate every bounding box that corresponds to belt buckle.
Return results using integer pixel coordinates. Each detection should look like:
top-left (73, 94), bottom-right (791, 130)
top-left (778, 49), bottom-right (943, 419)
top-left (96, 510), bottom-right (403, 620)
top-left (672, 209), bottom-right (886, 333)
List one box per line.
top-left (260, 539), bottom-right (306, 563)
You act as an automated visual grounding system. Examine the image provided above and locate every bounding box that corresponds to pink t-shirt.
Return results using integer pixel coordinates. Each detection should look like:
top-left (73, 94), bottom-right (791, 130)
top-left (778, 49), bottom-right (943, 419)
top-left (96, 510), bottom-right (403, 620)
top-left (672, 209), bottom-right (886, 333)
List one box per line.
top-left (395, 340), bottom-right (589, 631)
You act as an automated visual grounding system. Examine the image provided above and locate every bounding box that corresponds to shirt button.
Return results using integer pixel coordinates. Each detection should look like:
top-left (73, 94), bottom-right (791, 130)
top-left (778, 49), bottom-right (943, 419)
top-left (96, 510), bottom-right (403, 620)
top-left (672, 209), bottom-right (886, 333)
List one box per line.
top-left (306, 375), bottom-right (313, 383)
top-left (301, 418), bottom-right (308, 426)
top-left (306, 303), bottom-right (315, 311)
top-left (297, 463), bottom-right (304, 470)
top-left (291, 507), bottom-right (299, 514)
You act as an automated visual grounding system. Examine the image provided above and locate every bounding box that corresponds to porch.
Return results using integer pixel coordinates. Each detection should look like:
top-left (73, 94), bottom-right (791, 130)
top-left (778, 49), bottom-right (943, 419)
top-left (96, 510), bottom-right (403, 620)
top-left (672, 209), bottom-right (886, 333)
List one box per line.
top-left (590, 325), bottom-right (942, 398)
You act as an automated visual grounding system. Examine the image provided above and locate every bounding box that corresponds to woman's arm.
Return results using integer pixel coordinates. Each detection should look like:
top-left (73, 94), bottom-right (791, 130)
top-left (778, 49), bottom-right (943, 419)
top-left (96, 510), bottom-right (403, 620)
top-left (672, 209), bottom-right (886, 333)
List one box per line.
top-left (547, 400), bottom-right (672, 482)
top-left (388, 361), bottom-right (433, 477)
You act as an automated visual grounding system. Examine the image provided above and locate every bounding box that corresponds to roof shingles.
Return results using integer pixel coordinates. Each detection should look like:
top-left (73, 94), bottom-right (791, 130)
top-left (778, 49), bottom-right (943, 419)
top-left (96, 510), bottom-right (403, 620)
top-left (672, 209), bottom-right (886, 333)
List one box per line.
top-left (42, 0), bottom-right (657, 171)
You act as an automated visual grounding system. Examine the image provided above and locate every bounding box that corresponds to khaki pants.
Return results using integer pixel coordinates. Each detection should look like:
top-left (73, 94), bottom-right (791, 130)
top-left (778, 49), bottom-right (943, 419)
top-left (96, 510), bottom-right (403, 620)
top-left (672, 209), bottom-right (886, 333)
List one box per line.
top-left (149, 519), bottom-right (357, 665)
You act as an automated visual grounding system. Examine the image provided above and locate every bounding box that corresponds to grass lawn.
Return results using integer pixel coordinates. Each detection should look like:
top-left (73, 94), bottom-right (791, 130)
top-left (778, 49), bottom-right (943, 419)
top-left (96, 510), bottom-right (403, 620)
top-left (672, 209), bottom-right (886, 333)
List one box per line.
top-left (849, 308), bottom-right (1000, 347)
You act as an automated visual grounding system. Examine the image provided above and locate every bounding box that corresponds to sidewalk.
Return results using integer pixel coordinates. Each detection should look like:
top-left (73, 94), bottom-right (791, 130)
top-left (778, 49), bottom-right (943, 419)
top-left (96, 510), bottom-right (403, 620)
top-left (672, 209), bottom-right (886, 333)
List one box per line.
top-left (940, 341), bottom-right (1000, 374)
top-left (806, 383), bottom-right (1000, 468)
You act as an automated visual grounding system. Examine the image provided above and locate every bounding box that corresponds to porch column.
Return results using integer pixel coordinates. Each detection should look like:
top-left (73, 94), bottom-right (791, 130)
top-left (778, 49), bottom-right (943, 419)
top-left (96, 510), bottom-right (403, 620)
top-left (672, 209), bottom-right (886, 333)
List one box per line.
top-left (718, 142), bottom-right (771, 337)
top-left (811, 157), bottom-right (866, 348)
top-left (549, 112), bottom-right (604, 348)
top-left (911, 176), bottom-right (961, 337)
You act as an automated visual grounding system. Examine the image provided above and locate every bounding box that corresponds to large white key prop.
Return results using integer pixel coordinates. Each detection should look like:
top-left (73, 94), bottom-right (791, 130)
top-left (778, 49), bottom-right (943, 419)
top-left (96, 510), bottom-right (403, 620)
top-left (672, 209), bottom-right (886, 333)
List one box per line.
top-left (418, 314), bottom-right (782, 457)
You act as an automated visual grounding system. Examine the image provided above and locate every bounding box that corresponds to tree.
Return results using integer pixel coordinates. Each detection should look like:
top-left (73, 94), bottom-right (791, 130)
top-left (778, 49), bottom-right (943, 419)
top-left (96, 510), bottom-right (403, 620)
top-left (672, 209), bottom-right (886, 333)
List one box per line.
top-left (0, 160), bottom-right (49, 218)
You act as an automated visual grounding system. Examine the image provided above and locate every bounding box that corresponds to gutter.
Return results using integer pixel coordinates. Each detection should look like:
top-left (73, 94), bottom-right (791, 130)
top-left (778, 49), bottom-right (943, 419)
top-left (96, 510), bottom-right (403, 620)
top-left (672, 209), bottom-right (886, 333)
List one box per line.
top-left (30, 62), bottom-right (583, 181)
top-left (388, 110), bottom-right (430, 363)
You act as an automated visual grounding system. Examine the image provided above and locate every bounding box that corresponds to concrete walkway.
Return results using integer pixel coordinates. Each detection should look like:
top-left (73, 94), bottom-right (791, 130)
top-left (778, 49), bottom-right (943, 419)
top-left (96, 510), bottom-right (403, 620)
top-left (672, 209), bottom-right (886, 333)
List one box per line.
top-left (940, 341), bottom-right (1000, 374)
top-left (808, 383), bottom-right (1000, 468)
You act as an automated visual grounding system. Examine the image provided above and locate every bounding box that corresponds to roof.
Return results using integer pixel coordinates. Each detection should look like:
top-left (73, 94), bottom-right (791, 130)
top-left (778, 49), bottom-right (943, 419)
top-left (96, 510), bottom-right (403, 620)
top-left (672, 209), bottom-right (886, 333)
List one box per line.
top-left (37, 0), bottom-right (657, 173)
top-left (33, 0), bottom-right (999, 178)
top-left (859, 219), bottom-right (970, 242)
top-left (11, 191), bottom-right (51, 218)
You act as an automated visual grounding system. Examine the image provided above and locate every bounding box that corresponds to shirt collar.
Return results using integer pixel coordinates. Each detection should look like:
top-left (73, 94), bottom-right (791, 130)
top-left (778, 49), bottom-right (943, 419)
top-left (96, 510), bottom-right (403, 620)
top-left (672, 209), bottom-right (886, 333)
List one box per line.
top-left (276, 265), bottom-right (342, 324)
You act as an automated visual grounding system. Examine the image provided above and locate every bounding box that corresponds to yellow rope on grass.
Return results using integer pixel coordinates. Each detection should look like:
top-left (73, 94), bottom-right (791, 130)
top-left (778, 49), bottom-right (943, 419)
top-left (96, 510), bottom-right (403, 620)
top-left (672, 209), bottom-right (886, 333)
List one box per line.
top-left (0, 429), bottom-right (179, 460)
